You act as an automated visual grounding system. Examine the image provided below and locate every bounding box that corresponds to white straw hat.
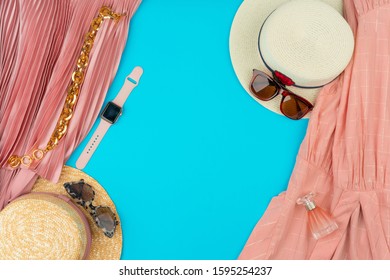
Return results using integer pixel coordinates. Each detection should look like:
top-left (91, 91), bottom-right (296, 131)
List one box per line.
top-left (229, 0), bottom-right (354, 118)
top-left (0, 166), bottom-right (122, 260)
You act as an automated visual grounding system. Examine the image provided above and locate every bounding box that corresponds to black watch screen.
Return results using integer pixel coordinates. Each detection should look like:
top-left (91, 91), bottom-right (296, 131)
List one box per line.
top-left (101, 101), bottom-right (122, 124)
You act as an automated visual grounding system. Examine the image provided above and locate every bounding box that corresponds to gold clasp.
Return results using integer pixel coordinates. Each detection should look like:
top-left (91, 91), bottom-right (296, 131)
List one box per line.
top-left (8, 155), bottom-right (21, 169)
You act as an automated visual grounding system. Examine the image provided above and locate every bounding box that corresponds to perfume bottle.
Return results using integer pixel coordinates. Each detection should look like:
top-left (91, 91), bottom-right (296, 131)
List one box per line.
top-left (296, 192), bottom-right (338, 240)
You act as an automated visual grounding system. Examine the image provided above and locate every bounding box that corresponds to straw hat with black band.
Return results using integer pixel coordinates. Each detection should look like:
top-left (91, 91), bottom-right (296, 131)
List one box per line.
top-left (229, 0), bottom-right (354, 118)
top-left (0, 166), bottom-right (122, 260)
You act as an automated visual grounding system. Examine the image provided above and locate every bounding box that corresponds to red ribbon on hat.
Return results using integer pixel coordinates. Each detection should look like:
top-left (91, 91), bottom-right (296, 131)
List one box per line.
top-left (274, 71), bottom-right (295, 86)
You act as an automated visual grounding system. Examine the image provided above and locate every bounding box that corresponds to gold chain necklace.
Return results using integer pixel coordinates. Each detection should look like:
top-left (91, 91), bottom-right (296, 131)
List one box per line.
top-left (8, 6), bottom-right (125, 169)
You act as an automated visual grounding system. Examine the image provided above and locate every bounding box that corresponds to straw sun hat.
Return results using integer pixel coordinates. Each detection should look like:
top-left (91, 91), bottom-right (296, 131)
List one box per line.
top-left (0, 166), bottom-right (122, 260)
top-left (230, 0), bottom-right (354, 118)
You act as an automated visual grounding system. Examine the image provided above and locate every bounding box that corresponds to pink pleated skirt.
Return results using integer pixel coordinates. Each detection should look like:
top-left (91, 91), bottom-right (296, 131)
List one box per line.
top-left (0, 0), bottom-right (141, 209)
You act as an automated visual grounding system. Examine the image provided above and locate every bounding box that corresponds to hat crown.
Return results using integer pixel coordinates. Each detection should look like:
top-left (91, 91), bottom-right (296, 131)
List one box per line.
top-left (0, 193), bottom-right (90, 260)
top-left (259, 0), bottom-right (354, 87)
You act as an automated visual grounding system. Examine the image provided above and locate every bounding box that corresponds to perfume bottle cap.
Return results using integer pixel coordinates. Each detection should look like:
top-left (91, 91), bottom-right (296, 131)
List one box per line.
top-left (304, 201), bottom-right (316, 211)
top-left (296, 192), bottom-right (317, 211)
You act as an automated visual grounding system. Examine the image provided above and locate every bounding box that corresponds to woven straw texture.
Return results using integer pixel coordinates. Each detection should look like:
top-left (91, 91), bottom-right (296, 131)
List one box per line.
top-left (260, 1), bottom-right (354, 86)
top-left (0, 193), bottom-right (89, 260)
top-left (229, 0), bottom-right (352, 118)
top-left (0, 166), bottom-right (122, 260)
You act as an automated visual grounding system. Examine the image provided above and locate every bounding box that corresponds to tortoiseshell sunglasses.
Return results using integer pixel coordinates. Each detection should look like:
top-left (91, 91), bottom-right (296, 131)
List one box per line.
top-left (64, 179), bottom-right (118, 238)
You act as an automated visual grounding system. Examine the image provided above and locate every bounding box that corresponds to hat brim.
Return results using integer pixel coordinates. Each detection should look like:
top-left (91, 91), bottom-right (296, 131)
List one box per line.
top-left (32, 165), bottom-right (122, 260)
top-left (229, 0), bottom-right (343, 118)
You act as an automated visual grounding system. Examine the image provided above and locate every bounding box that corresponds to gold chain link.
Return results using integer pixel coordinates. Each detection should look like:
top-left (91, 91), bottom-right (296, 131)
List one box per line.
top-left (8, 6), bottom-right (125, 169)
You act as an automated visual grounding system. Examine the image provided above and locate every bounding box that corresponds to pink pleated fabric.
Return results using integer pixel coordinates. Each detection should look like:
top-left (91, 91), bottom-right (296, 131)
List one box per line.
top-left (0, 0), bottom-right (141, 209)
top-left (239, 0), bottom-right (390, 259)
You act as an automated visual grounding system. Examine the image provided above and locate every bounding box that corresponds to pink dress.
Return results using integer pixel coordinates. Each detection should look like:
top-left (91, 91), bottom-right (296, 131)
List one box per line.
top-left (239, 0), bottom-right (390, 260)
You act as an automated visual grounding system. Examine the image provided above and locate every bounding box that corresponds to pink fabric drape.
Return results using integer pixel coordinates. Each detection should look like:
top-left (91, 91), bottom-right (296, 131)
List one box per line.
top-left (238, 0), bottom-right (390, 259)
top-left (0, 0), bottom-right (142, 209)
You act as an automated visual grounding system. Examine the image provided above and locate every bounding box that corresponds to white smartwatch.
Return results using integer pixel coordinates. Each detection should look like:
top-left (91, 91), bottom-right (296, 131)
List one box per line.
top-left (76, 66), bottom-right (143, 169)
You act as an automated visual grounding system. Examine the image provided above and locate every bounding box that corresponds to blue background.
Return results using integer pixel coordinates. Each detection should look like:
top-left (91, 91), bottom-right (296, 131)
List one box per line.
top-left (67, 0), bottom-right (309, 260)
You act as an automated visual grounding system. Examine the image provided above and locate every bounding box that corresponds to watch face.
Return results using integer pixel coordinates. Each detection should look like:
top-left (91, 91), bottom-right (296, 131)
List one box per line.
top-left (101, 102), bottom-right (122, 124)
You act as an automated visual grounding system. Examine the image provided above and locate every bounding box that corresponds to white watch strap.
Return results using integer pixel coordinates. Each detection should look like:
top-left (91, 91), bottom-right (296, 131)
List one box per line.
top-left (75, 66), bottom-right (143, 169)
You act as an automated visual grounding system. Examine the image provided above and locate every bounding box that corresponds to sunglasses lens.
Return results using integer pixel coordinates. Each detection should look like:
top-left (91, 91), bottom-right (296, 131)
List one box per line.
top-left (94, 206), bottom-right (117, 238)
top-left (64, 180), bottom-right (95, 204)
top-left (251, 73), bottom-right (278, 100)
top-left (281, 94), bottom-right (311, 120)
